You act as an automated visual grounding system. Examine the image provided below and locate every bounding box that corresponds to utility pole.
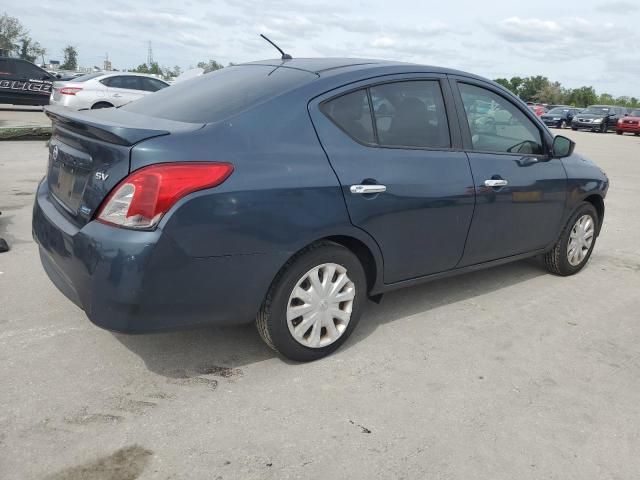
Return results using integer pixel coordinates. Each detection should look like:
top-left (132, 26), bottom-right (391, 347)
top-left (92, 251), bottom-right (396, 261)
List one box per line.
top-left (147, 41), bottom-right (154, 66)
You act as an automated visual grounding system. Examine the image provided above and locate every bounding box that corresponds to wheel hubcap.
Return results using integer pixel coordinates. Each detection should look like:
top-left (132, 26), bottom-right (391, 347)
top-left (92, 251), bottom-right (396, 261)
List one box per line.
top-left (567, 214), bottom-right (595, 266)
top-left (286, 263), bottom-right (355, 348)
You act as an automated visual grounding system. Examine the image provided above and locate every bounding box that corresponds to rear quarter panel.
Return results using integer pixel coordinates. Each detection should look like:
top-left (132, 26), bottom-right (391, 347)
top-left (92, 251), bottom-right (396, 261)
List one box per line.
top-left (131, 90), bottom-right (382, 264)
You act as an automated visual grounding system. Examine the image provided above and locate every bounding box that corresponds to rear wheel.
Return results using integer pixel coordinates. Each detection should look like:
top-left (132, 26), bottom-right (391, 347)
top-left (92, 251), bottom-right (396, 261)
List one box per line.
top-left (256, 241), bottom-right (367, 361)
top-left (544, 202), bottom-right (598, 276)
top-left (616, 130), bottom-right (623, 135)
top-left (91, 102), bottom-right (113, 109)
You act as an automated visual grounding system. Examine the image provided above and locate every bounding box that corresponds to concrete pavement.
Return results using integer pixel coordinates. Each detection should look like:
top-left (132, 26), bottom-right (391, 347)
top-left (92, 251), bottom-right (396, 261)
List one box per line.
top-left (0, 131), bottom-right (639, 479)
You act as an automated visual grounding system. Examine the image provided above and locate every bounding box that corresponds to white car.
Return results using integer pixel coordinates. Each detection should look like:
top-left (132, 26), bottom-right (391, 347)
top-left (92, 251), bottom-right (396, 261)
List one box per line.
top-left (50, 72), bottom-right (169, 110)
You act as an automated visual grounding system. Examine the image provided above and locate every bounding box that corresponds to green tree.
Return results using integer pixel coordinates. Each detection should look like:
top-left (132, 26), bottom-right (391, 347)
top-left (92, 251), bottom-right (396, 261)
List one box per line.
top-left (566, 87), bottom-right (597, 107)
top-left (0, 13), bottom-right (25, 56)
top-left (61, 45), bottom-right (78, 70)
top-left (197, 59), bottom-right (224, 73)
top-left (533, 81), bottom-right (566, 105)
top-left (132, 62), bottom-right (162, 75)
top-left (18, 37), bottom-right (45, 63)
top-left (598, 93), bottom-right (615, 105)
top-left (518, 76), bottom-right (550, 102)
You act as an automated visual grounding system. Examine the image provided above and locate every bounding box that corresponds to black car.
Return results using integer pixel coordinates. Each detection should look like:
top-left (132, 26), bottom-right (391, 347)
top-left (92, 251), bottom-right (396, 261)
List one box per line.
top-left (540, 106), bottom-right (582, 128)
top-left (572, 105), bottom-right (628, 133)
top-left (0, 57), bottom-right (58, 106)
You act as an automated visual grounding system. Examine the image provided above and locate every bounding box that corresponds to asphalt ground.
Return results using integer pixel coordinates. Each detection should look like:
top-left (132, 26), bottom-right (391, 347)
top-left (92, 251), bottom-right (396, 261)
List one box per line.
top-left (0, 130), bottom-right (639, 479)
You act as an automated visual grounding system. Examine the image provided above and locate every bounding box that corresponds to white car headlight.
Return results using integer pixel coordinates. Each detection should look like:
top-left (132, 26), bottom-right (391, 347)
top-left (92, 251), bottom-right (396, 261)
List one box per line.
top-left (593, 118), bottom-right (603, 123)
top-left (553, 117), bottom-right (561, 120)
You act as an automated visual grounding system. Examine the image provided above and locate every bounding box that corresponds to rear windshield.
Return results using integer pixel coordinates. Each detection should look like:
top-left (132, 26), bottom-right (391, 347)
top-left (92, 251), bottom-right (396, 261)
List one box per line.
top-left (121, 65), bottom-right (316, 123)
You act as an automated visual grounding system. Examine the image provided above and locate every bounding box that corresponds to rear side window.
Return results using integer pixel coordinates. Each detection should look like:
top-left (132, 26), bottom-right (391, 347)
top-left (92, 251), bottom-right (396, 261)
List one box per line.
top-left (0, 59), bottom-right (15, 76)
top-left (14, 60), bottom-right (46, 79)
top-left (321, 90), bottom-right (375, 144)
top-left (370, 81), bottom-right (450, 148)
top-left (102, 76), bottom-right (141, 90)
top-left (139, 77), bottom-right (168, 92)
top-left (122, 65), bottom-right (316, 123)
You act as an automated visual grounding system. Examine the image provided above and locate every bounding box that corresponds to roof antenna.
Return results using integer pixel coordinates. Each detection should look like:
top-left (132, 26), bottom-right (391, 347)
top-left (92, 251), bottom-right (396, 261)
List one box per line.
top-left (260, 34), bottom-right (292, 60)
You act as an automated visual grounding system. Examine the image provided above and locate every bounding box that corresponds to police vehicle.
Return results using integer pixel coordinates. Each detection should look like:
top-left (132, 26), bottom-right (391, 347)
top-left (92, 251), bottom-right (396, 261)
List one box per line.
top-left (0, 57), bottom-right (58, 106)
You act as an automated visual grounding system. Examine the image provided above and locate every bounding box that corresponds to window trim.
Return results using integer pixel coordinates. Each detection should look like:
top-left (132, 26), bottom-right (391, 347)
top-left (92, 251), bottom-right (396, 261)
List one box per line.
top-left (449, 77), bottom-right (553, 158)
top-left (317, 75), bottom-right (461, 152)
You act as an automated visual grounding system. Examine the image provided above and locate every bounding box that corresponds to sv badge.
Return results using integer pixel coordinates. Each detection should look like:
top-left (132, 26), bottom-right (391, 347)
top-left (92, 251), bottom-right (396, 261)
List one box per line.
top-left (95, 171), bottom-right (109, 181)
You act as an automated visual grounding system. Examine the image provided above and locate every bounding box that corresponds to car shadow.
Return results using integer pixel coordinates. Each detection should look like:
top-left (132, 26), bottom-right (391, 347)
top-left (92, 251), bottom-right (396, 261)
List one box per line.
top-left (114, 257), bottom-right (547, 376)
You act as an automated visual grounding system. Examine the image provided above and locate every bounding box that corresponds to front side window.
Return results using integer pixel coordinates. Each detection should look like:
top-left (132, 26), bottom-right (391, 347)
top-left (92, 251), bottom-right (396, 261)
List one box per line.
top-left (459, 83), bottom-right (543, 155)
top-left (321, 89), bottom-right (375, 144)
top-left (370, 81), bottom-right (450, 148)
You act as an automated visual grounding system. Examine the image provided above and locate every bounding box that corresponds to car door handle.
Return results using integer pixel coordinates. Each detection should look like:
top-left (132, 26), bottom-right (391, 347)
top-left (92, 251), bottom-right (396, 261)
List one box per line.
top-left (112, 93), bottom-right (122, 97)
top-left (484, 179), bottom-right (508, 187)
top-left (350, 184), bottom-right (387, 194)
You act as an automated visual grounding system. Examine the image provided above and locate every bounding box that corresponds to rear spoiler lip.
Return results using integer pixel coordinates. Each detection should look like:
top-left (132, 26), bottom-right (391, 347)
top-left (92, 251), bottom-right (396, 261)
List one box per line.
top-left (45, 105), bottom-right (202, 146)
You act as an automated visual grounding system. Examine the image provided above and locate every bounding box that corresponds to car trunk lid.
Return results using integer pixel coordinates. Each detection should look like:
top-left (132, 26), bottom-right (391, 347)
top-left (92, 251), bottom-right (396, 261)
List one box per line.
top-left (45, 105), bottom-right (204, 226)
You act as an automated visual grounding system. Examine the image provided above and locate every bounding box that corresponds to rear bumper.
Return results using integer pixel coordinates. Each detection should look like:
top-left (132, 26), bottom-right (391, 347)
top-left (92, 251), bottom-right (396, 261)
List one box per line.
top-left (32, 180), bottom-right (277, 333)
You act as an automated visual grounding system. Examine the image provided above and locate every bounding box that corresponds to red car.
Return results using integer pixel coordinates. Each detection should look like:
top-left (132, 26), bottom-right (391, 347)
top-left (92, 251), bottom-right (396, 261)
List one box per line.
top-left (616, 109), bottom-right (640, 136)
top-left (527, 103), bottom-right (548, 117)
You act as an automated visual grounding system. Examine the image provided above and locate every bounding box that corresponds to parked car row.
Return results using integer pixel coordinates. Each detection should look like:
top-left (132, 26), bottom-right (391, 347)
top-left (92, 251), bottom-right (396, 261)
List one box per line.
top-left (0, 56), bottom-right (169, 109)
top-left (527, 101), bottom-right (639, 135)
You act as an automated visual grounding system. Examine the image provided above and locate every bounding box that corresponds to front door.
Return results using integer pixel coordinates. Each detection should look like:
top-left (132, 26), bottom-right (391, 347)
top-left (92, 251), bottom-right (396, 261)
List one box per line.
top-left (309, 76), bottom-right (475, 284)
top-left (450, 79), bottom-right (567, 266)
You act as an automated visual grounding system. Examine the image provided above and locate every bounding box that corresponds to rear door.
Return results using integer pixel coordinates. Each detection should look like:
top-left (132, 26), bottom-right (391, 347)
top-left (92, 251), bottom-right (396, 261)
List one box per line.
top-left (102, 75), bottom-right (147, 106)
top-left (309, 75), bottom-right (475, 284)
top-left (449, 77), bottom-right (567, 266)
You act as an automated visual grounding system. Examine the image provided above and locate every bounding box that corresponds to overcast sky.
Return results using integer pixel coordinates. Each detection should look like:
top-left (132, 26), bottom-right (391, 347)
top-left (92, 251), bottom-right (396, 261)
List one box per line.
top-left (7, 0), bottom-right (640, 96)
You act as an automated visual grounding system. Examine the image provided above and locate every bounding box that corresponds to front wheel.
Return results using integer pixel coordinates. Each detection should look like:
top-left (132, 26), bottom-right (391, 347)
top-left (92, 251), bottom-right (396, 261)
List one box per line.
top-left (256, 241), bottom-right (367, 361)
top-left (571, 126), bottom-right (578, 131)
top-left (544, 202), bottom-right (599, 276)
top-left (616, 131), bottom-right (623, 135)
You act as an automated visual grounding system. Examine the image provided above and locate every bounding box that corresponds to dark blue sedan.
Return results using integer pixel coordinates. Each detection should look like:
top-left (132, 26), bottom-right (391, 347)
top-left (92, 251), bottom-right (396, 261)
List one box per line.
top-left (33, 58), bottom-right (609, 361)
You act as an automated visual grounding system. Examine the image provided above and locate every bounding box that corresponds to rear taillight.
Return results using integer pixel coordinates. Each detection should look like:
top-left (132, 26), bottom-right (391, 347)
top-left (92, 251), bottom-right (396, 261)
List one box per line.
top-left (96, 162), bottom-right (234, 229)
top-left (59, 87), bottom-right (83, 95)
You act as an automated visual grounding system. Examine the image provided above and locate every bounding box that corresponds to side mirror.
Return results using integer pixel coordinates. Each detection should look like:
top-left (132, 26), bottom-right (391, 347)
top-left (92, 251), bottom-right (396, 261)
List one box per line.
top-left (552, 135), bottom-right (575, 158)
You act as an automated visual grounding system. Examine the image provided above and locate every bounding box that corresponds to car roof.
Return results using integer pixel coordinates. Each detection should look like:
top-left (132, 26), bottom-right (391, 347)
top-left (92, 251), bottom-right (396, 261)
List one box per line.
top-left (240, 57), bottom-right (475, 78)
top-left (100, 72), bottom-right (166, 79)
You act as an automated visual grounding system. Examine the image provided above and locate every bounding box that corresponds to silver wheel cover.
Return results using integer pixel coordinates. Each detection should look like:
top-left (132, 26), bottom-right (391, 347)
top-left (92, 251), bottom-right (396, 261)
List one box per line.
top-left (286, 263), bottom-right (355, 348)
top-left (567, 214), bottom-right (595, 266)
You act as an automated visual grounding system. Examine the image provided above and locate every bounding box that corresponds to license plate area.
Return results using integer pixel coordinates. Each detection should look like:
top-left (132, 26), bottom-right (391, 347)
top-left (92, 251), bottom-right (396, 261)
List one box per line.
top-left (48, 142), bottom-right (92, 215)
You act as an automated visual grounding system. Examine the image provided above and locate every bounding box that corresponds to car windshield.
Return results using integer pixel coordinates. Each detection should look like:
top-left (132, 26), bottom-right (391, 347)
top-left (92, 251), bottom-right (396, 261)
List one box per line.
top-left (547, 107), bottom-right (569, 114)
top-left (70, 72), bottom-right (106, 82)
top-left (122, 65), bottom-right (316, 123)
top-left (582, 107), bottom-right (610, 115)
top-left (630, 110), bottom-right (640, 117)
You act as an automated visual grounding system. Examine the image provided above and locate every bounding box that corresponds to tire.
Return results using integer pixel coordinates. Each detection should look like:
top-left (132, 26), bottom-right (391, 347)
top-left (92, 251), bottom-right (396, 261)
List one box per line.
top-left (544, 202), bottom-right (599, 276)
top-left (256, 241), bottom-right (367, 361)
top-left (616, 131), bottom-right (623, 135)
top-left (635, 133), bottom-right (640, 136)
top-left (91, 102), bottom-right (113, 109)
top-left (571, 127), bottom-right (578, 131)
